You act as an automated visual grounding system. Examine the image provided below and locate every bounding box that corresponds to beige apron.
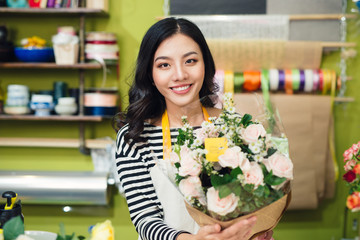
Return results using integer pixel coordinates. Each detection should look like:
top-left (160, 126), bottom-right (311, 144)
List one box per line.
top-left (137, 160), bottom-right (199, 240)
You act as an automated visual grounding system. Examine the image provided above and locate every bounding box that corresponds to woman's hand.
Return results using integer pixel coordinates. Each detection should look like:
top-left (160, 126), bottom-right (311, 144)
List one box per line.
top-left (253, 230), bottom-right (274, 240)
top-left (178, 216), bottom-right (257, 240)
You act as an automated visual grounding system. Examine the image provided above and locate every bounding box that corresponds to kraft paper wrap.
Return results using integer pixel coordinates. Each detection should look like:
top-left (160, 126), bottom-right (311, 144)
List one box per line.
top-left (207, 39), bottom-right (322, 71)
top-left (185, 191), bottom-right (291, 240)
top-left (233, 93), bottom-right (335, 209)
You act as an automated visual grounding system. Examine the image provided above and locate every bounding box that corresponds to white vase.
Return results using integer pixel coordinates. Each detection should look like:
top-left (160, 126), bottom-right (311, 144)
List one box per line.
top-left (55, 97), bottom-right (77, 116)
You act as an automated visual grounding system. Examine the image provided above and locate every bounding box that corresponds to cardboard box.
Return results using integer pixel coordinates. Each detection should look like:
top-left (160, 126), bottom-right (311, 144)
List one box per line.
top-left (86, 0), bottom-right (108, 12)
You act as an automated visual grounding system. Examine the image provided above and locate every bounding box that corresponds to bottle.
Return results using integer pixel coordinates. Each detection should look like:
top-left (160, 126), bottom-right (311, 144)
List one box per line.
top-left (0, 191), bottom-right (24, 229)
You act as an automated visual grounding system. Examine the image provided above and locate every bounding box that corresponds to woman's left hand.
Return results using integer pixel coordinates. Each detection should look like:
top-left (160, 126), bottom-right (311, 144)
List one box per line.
top-left (253, 230), bottom-right (273, 240)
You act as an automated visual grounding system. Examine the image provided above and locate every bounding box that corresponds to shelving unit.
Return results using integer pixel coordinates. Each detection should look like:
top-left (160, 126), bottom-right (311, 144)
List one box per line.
top-left (0, 7), bottom-right (112, 154)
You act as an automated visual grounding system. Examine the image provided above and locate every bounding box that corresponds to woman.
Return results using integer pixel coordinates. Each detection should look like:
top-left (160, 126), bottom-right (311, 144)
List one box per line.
top-left (114, 17), bottom-right (273, 240)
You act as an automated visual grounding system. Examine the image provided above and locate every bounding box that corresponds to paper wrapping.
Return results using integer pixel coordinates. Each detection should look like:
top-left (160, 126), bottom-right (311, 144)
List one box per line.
top-left (207, 39), bottom-right (323, 72)
top-left (233, 93), bottom-right (335, 209)
top-left (185, 191), bottom-right (291, 239)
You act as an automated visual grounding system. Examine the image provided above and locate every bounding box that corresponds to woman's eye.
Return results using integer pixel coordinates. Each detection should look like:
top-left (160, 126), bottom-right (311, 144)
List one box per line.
top-left (186, 59), bottom-right (197, 64)
top-left (158, 63), bottom-right (170, 68)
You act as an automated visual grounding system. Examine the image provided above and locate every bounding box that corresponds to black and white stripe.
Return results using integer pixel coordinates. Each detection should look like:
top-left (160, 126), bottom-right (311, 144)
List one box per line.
top-left (115, 123), bottom-right (188, 240)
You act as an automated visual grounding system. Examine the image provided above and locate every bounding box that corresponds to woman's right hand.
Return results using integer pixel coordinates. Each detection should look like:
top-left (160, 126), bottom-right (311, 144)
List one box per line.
top-left (178, 216), bottom-right (257, 240)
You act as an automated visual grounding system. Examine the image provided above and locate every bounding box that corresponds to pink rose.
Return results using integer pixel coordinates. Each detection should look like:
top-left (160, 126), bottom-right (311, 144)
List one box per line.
top-left (243, 162), bottom-right (264, 189)
top-left (169, 151), bottom-right (180, 164)
top-left (344, 148), bottom-right (354, 162)
top-left (352, 143), bottom-right (359, 153)
top-left (179, 176), bottom-right (206, 204)
top-left (345, 159), bottom-right (356, 171)
top-left (178, 154), bottom-right (201, 177)
top-left (207, 187), bottom-right (239, 216)
top-left (242, 124), bottom-right (266, 144)
top-left (218, 146), bottom-right (250, 171)
top-left (263, 152), bottom-right (293, 179)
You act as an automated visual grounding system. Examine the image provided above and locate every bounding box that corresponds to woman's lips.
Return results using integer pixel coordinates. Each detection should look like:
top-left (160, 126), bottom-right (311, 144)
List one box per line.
top-left (170, 84), bottom-right (192, 94)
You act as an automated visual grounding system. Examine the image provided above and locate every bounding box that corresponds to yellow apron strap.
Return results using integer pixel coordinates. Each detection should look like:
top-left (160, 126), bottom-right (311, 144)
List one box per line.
top-left (162, 106), bottom-right (210, 160)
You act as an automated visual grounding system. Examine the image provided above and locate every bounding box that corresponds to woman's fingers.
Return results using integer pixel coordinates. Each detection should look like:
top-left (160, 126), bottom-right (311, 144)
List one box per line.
top-left (204, 216), bottom-right (257, 240)
top-left (255, 230), bottom-right (274, 240)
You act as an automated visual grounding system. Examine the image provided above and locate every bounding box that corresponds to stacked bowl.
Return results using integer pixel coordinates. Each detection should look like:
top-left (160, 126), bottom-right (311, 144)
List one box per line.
top-left (4, 84), bottom-right (30, 115)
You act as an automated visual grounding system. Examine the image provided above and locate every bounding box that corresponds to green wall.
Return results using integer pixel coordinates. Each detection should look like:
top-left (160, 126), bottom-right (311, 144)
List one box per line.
top-left (1, 0), bottom-right (360, 239)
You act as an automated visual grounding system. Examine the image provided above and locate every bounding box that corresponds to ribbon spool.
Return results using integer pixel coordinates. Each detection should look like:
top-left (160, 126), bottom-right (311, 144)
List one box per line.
top-left (219, 69), bottom-right (337, 95)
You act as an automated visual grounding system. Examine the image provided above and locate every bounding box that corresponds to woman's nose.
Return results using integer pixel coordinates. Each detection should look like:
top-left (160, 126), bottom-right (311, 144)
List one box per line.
top-left (173, 65), bottom-right (188, 81)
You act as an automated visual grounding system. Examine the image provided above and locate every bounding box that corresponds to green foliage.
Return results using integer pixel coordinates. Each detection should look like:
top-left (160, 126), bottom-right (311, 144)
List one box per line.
top-left (240, 113), bottom-right (253, 127)
top-left (56, 223), bottom-right (77, 240)
top-left (3, 216), bottom-right (24, 240)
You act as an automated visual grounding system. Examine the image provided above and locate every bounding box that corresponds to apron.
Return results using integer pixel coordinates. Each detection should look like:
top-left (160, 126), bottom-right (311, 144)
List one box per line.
top-left (137, 160), bottom-right (199, 240)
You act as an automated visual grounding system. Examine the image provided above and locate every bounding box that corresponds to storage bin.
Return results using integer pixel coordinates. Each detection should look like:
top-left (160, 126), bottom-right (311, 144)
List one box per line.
top-left (53, 43), bottom-right (79, 65)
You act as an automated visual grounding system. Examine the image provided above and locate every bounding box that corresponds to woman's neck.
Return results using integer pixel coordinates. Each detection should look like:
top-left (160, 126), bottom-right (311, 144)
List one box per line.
top-left (166, 103), bottom-right (204, 127)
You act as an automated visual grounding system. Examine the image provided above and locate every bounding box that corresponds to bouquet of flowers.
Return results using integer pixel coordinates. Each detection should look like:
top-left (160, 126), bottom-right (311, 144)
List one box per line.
top-left (342, 141), bottom-right (360, 211)
top-left (169, 93), bottom-right (293, 238)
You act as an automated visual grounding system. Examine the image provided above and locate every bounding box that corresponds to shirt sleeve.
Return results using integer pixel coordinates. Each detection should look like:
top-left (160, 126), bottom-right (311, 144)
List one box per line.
top-left (115, 126), bottom-right (188, 240)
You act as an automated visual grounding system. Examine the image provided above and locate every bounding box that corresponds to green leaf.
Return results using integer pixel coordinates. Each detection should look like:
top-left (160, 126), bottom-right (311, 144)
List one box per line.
top-left (240, 114), bottom-right (252, 126)
top-left (264, 170), bottom-right (287, 186)
top-left (218, 185), bottom-right (233, 198)
top-left (3, 215), bottom-right (24, 240)
top-left (253, 185), bottom-right (265, 197)
top-left (266, 148), bottom-right (277, 157)
top-left (230, 167), bottom-right (242, 178)
top-left (210, 174), bottom-right (232, 188)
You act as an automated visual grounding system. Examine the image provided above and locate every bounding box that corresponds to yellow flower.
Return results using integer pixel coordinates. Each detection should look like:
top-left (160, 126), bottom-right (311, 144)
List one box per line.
top-left (90, 220), bottom-right (114, 240)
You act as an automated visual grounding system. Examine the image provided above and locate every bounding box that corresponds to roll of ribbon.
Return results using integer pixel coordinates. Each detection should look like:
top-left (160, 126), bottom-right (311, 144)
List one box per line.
top-left (269, 69), bottom-right (279, 91)
top-left (322, 69), bottom-right (332, 95)
top-left (299, 69), bottom-right (305, 92)
top-left (284, 69), bottom-right (293, 94)
top-left (224, 71), bottom-right (234, 94)
top-left (312, 69), bottom-right (319, 91)
top-left (318, 69), bottom-right (324, 92)
top-left (278, 69), bottom-right (285, 91)
top-left (233, 72), bottom-right (244, 93)
top-left (291, 69), bottom-right (300, 91)
top-left (243, 71), bottom-right (261, 91)
top-left (304, 69), bottom-right (313, 92)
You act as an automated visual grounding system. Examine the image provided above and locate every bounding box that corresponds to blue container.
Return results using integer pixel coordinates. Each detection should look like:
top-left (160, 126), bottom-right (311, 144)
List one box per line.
top-left (14, 47), bottom-right (54, 63)
top-left (84, 106), bottom-right (117, 117)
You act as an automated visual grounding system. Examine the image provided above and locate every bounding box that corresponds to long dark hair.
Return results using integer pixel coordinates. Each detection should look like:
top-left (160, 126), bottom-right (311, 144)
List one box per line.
top-left (113, 17), bottom-right (218, 143)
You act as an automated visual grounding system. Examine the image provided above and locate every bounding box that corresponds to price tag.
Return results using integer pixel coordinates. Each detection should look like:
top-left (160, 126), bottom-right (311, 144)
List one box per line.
top-left (204, 137), bottom-right (228, 162)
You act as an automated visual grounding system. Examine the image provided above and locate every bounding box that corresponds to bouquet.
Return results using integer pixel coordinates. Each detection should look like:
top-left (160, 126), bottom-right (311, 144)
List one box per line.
top-left (169, 93), bottom-right (293, 238)
top-left (342, 141), bottom-right (360, 211)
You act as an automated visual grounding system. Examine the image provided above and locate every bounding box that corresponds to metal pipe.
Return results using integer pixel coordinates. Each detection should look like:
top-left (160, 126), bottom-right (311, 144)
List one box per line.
top-left (0, 171), bottom-right (112, 205)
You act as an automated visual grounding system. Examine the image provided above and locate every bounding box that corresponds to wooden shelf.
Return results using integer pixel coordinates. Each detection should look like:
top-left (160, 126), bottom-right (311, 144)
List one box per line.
top-left (0, 7), bottom-right (108, 16)
top-left (0, 114), bottom-right (103, 122)
top-left (0, 62), bottom-right (102, 69)
top-left (157, 13), bottom-right (358, 21)
top-left (0, 137), bottom-right (113, 149)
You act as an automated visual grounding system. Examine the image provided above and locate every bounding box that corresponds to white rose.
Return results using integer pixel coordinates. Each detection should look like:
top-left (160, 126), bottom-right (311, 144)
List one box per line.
top-left (207, 187), bottom-right (239, 216)
top-left (243, 162), bottom-right (264, 189)
top-left (263, 152), bottom-right (293, 179)
top-left (178, 154), bottom-right (201, 177)
top-left (218, 146), bottom-right (250, 171)
top-left (179, 176), bottom-right (206, 204)
top-left (242, 124), bottom-right (266, 144)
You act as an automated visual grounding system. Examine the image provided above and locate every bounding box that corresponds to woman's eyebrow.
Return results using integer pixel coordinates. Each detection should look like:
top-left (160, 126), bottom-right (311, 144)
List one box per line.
top-left (154, 51), bottom-right (198, 62)
top-left (183, 51), bottom-right (198, 58)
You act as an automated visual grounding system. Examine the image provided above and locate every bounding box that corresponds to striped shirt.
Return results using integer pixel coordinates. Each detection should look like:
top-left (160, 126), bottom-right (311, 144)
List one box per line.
top-left (115, 123), bottom-right (188, 240)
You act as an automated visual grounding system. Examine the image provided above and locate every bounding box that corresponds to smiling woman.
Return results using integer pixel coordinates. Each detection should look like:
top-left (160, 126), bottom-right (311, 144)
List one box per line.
top-left (112, 17), bottom-right (273, 240)
top-left (152, 33), bottom-right (205, 122)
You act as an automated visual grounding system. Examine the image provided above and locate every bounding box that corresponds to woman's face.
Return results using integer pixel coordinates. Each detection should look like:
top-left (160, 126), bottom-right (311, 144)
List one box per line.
top-left (152, 33), bottom-right (205, 111)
